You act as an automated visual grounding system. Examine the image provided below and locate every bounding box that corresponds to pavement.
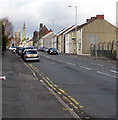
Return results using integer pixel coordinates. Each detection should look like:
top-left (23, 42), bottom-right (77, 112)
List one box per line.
top-left (0, 53), bottom-right (2, 120)
top-left (2, 50), bottom-right (76, 119)
top-left (60, 53), bottom-right (118, 65)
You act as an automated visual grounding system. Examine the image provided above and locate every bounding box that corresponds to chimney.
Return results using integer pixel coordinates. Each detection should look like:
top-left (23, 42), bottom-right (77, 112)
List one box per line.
top-left (40, 23), bottom-right (43, 30)
top-left (91, 17), bottom-right (96, 20)
top-left (86, 19), bottom-right (90, 23)
top-left (96, 15), bottom-right (104, 19)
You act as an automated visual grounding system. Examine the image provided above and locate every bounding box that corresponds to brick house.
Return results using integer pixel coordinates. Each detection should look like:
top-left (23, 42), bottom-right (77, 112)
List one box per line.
top-left (33, 23), bottom-right (51, 48)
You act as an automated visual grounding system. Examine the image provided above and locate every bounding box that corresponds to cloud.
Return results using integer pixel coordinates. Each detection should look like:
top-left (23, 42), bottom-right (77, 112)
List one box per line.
top-left (0, 0), bottom-right (117, 37)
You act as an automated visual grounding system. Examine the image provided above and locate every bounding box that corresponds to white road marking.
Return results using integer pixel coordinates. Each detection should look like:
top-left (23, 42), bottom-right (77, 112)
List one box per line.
top-left (80, 66), bottom-right (92, 71)
top-left (66, 62), bottom-right (75, 66)
top-left (110, 70), bottom-right (118, 74)
top-left (91, 62), bottom-right (104, 66)
top-left (97, 71), bottom-right (118, 78)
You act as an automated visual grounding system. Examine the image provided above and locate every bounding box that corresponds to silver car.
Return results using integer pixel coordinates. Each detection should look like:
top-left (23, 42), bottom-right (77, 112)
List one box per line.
top-left (23, 49), bottom-right (40, 62)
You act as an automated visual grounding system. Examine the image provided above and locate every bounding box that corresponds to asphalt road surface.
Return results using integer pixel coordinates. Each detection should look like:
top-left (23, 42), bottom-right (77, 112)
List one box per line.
top-left (2, 51), bottom-right (77, 119)
top-left (31, 52), bottom-right (116, 119)
top-left (2, 50), bottom-right (117, 119)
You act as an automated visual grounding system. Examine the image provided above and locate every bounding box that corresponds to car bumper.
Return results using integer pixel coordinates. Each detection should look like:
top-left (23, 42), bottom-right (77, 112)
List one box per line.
top-left (50, 52), bottom-right (58, 54)
top-left (24, 57), bottom-right (40, 61)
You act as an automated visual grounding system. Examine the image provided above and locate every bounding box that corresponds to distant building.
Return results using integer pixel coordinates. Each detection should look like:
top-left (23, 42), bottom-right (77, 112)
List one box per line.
top-left (15, 30), bottom-right (21, 46)
top-left (26, 38), bottom-right (33, 47)
top-left (8, 36), bottom-right (16, 47)
top-left (22, 22), bottom-right (26, 42)
top-left (33, 30), bottom-right (39, 47)
top-left (39, 30), bottom-right (55, 49)
top-left (33, 23), bottom-right (51, 48)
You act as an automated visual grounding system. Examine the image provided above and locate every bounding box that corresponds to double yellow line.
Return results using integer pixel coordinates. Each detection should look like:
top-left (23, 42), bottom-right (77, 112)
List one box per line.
top-left (27, 63), bottom-right (90, 119)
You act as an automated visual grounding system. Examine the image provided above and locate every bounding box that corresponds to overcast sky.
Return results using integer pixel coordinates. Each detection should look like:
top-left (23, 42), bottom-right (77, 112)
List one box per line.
top-left (0, 0), bottom-right (117, 38)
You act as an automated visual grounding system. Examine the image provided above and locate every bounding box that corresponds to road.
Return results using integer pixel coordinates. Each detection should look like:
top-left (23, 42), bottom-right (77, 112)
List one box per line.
top-left (2, 51), bottom-right (77, 119)
top-left (31, 52), bottom-right (116, 119)
top-left (2, 50), bottom-right (117, 119)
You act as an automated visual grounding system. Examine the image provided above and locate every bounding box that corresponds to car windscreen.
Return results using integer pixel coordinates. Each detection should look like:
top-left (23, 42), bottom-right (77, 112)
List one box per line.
top-left (27, 51), bottom-right (37, 54)
top-left (51, 48), bottom-right (57, 50)
top-left (19, 48), bottom-right (23, 50)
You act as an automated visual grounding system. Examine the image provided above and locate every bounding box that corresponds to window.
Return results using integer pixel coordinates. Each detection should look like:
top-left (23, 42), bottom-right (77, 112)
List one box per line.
top-left (78, 43), bottom-right (81, 50)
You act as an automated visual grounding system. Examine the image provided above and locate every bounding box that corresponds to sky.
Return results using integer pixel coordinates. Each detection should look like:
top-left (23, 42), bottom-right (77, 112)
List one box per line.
top-left (0, 0), bottom-right (117, 38)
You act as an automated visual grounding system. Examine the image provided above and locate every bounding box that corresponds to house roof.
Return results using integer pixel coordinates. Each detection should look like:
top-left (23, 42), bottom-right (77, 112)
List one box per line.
top-left (63, 25), bottom-right (79, 35)
top-left (27, 38), bottom-right (33, 42)
top-left (57, 25), bottom-right (75, 36)
top-left (42, 31), bottom-right (55, 39)
top-left (64, 15), bottom-right (103, 34)
top-left (65, 18), bottom-right (97, 35)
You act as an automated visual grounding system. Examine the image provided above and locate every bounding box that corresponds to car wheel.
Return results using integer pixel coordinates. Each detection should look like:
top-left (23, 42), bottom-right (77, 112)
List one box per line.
top-left (37, 59), bottom-right (40, 62)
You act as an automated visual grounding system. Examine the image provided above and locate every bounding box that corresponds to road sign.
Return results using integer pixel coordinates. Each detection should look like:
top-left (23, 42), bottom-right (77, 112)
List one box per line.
top-left (72, 37), bottom-right (76, 40)
top-left (88, 35), bottom-right (98, 44)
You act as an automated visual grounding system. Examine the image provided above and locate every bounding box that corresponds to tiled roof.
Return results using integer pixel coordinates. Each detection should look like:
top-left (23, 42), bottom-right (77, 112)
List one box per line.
top-left (63, 25), bottom-right (79, 35)
top-left (65, 17), bottom-right (97, 34)
top-left (57, 25), bottom-right (75, 36)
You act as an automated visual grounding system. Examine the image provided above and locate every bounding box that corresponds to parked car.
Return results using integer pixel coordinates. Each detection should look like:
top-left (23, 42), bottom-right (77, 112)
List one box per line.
top-left (39, 47), bottom-right (45, 52)
top-left (44, 47), bottom-right (49, 52)
top-left (16, 47), bottom-right (23, 55)
top-left (47, 48), bottom-right (58, 55)
top-left (8, 46), bottom-right (17, 51)
top-left (23, 49), bottom-right (40, 62)
top-left (21, 47), bottom-right (34, 59)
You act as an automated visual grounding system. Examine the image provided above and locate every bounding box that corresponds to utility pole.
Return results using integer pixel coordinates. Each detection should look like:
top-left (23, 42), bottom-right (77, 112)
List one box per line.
top-left (68, 5), bottom-right (78, 54)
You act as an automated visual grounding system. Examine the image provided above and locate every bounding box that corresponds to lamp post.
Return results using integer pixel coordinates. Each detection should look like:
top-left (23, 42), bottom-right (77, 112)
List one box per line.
top-left (68, 5), bottom-right (78, 54)
top-left (68, 6), bottom-right (77, 25)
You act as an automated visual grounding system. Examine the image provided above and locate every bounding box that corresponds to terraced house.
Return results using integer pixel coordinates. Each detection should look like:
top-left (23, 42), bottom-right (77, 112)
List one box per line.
top-left (64, 15), bottom-right (116, 57)
top-left (56, 25), bottom-right (74, 53)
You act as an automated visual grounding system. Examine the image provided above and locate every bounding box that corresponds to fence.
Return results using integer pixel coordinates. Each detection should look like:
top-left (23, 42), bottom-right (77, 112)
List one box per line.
top-left (90, 41), bottom-right (116, 59)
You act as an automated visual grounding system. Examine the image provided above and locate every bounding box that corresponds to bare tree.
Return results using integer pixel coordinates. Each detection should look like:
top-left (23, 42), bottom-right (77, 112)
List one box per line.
top-left (1, 17), bottom-right (14, 37)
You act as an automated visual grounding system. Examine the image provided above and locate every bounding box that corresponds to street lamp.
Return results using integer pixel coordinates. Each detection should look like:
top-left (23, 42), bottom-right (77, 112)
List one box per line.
top-left (68, 5), bottom-right (78, 54)
top-left (68, 5), bottom-right (77, 25)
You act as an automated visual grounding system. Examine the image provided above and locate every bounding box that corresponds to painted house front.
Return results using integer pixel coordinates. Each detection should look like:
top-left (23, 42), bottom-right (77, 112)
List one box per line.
top-left (39, 31), bottom-right (55, 48)
top-left (81, 15), bottom-right (116, 55)
top-left (64, 25), bottom-right (78, 54)
top-left (57, 26), bottom-right (74, 53)
top-left (65, 15), bottom-right (116, 55)
top-left (52, 35), bottom-right (57, 49)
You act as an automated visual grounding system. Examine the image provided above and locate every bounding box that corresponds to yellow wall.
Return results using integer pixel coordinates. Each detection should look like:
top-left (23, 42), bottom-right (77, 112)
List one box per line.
top-left (82, 19), bottom-right (116, 54)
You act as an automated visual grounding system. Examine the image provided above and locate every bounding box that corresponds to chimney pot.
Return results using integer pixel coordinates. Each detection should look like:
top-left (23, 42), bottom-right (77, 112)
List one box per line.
top-left (96, 15), bottom-right (104, 19)
top-left (40, 23), bottom-right (43, 30)
top-left (91, 17), bottom-right (96, 20)
top-left (86, 19), bottom-right (90, 23)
